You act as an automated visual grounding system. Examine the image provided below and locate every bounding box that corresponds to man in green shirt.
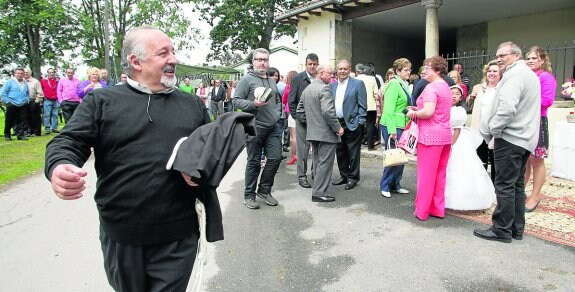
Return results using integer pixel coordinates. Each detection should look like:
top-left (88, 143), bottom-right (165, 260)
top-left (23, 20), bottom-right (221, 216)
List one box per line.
top-left (179, 77), bottom-right (195, 94)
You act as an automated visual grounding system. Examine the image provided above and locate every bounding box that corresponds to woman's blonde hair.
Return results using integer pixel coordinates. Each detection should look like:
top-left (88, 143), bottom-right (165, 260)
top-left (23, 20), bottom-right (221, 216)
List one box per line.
top-left (87, 67), bottom-right (100, 77)
top-left (481, 60), bottom-right (501, 83)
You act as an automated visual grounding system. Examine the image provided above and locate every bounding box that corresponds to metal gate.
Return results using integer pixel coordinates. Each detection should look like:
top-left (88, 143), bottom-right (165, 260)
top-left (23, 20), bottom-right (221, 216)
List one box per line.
top-left (443, 41), bottom-right (575, 99)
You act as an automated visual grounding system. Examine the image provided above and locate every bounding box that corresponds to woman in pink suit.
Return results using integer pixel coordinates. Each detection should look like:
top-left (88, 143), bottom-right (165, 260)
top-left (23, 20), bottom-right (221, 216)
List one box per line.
top-left (406, 56), bottom-right (452, 221)
top-left (524, 46), bottom-right (557, 212)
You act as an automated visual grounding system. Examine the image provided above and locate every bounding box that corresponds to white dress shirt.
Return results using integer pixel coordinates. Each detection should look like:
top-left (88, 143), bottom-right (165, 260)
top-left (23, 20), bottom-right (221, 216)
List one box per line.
top-left (335, 78), bottom-right (348, 118)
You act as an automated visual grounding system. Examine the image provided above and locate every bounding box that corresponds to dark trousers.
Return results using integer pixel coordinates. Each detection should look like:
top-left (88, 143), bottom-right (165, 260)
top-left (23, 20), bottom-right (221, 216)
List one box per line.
top-left (365, 110), bottom-right (378, 149)
top-left (244, 124), bottom-right (282, 198)
top-left (477, 141), bottom-right (496, 183)
top-left (99, 227), bottom-right (198, 292)
top-left (4, 103), bottom-right (28, 138)
top-left (336, 120), bottom-right (362, 183)
top-left (491, 138), bottom-right (530, 238)
top-left (296, 121), bottom-right (311, 180)
top-left (60, 100), bottom-right (80, 123)
top-left (27, 101), bottom-right (42, 135)
top-left (282, 116), bottom-right (290, 148)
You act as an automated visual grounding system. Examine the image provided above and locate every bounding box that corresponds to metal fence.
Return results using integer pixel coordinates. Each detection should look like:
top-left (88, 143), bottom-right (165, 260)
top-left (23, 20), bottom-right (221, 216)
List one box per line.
top-left (443, 41), bottom-right (575, 99)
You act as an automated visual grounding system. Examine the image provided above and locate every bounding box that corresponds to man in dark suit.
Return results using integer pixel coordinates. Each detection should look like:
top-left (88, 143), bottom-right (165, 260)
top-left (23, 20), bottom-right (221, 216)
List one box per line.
top-left (296, 64), bottom-right (343, 203)
top-left (288, 53), bottom-right (319, 188)
top-left (330, 59), bottom-right (367, 190)
top-left (210, 79), bottom-right (226, 119)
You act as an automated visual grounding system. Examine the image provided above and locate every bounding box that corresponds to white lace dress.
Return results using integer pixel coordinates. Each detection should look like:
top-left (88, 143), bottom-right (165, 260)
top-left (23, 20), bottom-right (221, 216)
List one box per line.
top-left (445, 106), bottom-right (496, 210)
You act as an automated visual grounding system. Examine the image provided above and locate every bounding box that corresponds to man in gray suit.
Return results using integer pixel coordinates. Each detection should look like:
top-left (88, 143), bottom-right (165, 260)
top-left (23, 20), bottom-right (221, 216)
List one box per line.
top-left (297, 65), bottom-right (343, 202)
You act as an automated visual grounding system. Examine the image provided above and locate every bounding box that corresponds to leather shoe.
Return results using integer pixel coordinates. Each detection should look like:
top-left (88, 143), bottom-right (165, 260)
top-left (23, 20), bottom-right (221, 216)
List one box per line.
top-left (332, 177), bottom-right (347, 185)
top-left (473, 228), bottom-right (512, 243)
top-left (299, 180), bottom-right (312, 188)
top-left (525, 199), bottom-right (540, 213)
top-left (312, 195), bottom-right (335, 202)
top-left (344, 181), bottom-right (357, 190)
top-left (512, 234), bottom-right (523, 240)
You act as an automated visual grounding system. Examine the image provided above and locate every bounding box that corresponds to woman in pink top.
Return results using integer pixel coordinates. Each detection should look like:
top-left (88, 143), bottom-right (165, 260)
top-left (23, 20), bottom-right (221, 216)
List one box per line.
top-left (283, 70), bottom-right (298, 165)
top-left (406, 56), bottom-right (452, 221)
top-left (524, 46), bottom-right (557, 212)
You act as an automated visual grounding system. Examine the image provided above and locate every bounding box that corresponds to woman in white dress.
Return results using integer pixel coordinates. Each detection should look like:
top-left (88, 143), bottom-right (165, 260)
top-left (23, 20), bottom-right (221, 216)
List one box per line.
top-left (445, 85), bottom-right (496, 210)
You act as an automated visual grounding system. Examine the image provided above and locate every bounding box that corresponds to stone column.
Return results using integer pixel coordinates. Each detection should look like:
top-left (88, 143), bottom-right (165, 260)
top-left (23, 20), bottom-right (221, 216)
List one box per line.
top-left (422, 0), bottom-right (443, 58)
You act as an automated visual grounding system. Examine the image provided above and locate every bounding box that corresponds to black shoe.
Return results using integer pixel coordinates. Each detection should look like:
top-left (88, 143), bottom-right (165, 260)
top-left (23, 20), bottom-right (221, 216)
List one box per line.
top-left (5, 137), bottom-right (12, 141)
top-left (45, 131), bottom-right (51, 135)
top-left (283, 147), bottom-right (289, 152)
top-left (299, 180), bottom-right (312, 188)
top-left (281, 155), bottom-right (287, 161)
top-left (473, 228), bottom-right (512, 243)
top-left (312, 196), bottom-right (335, 202)
top-left (512, 233), bottom-right (523, 240)
top-left (52, 129), bottom-right (60, 133)
top-left (345, 181), bottom-right (357, 190)
top-left (332, 177), bottom-right (347, 185)
top-left (17, 136), bottom-right (28, 141)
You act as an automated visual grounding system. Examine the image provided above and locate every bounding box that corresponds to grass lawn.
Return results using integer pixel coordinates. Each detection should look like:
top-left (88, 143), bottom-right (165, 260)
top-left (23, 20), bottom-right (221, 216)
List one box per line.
top-left (0, 110), bottom-right (58, 186)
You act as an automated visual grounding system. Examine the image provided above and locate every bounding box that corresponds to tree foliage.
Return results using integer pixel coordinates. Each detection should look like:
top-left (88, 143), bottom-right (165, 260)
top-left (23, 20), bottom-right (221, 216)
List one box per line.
top-left (193, 0), bottom-right (303, 62)
top-left (77, 0), bottom-right (201, 76)
top-left (0, 0), bottom-right (78, 78)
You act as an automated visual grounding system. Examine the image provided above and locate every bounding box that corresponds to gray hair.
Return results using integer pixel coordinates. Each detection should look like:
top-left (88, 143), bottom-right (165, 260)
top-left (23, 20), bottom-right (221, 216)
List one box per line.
top-left (498, 41), bottom-right (523, 58)
top-left (121, 25), bottom-right (159, 77)
top-left (355, 63), bottom-right (365, 74)
top-left (251, 48), bottom-right (270, 59)
top-left (23, 67), bottom-right (32, 73)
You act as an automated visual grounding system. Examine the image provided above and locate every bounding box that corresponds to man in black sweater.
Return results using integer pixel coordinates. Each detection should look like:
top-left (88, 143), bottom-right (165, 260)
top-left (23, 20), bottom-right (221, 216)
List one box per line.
top-left (45, 26), bottom-right (212, 292)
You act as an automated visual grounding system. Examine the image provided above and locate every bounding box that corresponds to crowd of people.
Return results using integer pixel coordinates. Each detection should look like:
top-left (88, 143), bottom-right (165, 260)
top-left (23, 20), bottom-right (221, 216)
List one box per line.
top-left (0, 67), bottom-right (128, 141)
top-left (0, 23), bottom-right (558, 291)
top-left (231, 42), bottom-right (558, 247)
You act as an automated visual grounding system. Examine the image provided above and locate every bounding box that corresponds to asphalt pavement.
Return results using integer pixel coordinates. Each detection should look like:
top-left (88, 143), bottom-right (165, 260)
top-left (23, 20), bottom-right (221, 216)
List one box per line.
top-left (0, 151), bottom-right (574, 291)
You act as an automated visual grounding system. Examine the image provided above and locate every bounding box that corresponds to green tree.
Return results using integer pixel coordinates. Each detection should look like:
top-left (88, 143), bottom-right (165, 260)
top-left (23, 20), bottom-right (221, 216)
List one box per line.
top-left (0, 0), bottom-right (78, 78)
top-left (193, 0), bottom-right (303, 62)
top-left (77, 0), bottom-right (201, 76)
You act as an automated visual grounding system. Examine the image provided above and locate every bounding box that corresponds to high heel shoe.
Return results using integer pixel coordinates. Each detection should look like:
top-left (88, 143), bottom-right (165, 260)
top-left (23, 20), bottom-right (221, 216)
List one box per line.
top-left (287, 156), bottom-right (297, 165)
top-left (525, 199), bottom-right (541, 213)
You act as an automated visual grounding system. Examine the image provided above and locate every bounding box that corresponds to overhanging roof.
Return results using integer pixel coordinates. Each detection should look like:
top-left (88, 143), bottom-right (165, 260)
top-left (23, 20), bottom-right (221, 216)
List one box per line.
top-left (276, 0), bottom-right (575, 38)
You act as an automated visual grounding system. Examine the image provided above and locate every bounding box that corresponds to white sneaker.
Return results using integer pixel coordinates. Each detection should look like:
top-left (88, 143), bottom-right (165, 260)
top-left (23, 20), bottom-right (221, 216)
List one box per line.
top-left (381, 191), bottom-right (391, 198)
top-left (392, 188), bottom-right (410, 194)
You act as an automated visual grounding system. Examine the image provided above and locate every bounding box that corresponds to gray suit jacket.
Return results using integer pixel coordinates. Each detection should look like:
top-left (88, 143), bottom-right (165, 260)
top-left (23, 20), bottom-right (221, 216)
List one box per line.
top-left (297, 79), bottom-right (341, 144)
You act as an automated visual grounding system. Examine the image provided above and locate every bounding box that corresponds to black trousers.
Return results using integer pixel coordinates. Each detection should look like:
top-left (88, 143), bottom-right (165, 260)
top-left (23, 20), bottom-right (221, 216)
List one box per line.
top-left (491, 138), bottom-right (530, 238)
top-left (476, 141), bottom-right (496, 183)
top-left (60, 100), bottom-right (80, 123)
top-left (244, 124), bottom-right (282, 198)
top-left (4, 103), bottom-right (28, 138)
top-left (27, 101), bottom-right (42, 135)
top-left (336, 120), bottom-right (362, 183)
top-left (365, 111), bottom-right (378, 149)
top-left (100, 226), bottom-right (199, 292)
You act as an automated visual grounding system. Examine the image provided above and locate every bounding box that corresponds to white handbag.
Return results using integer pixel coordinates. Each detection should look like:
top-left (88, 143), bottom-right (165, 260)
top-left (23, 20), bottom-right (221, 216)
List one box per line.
top-left (383, 137), bottom-right (408, 167)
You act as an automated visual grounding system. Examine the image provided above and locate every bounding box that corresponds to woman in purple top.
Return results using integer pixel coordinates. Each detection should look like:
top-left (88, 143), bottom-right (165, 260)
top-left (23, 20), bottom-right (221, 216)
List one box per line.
top-left (406, 56), bottom-right (452, 221)
top-left (524, 46), bottom-right (557, 212)
top-left (77, 67), bottom-right (107, 99)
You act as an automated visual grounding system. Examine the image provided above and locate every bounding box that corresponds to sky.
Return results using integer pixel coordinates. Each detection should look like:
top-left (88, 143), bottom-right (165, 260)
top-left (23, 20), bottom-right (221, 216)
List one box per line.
top-left (179, 4), bottom-right (297, 67)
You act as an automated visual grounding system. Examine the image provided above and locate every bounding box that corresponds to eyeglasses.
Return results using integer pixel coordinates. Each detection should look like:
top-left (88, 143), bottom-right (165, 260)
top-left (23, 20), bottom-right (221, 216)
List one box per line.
top-left (496, 53), bottom-right (514, 59)
top-left (253, 58), bottom-right (269, 62)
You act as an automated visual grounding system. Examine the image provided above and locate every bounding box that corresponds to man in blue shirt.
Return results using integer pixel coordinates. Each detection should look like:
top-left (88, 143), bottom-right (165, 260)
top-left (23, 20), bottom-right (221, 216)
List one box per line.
top-left (1, 67), bottom-right (29, 141)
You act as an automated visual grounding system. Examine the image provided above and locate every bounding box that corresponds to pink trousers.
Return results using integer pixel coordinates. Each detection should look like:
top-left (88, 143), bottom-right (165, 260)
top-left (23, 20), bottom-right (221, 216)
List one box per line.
top-left (414, 143), bottom-right (451, 220)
